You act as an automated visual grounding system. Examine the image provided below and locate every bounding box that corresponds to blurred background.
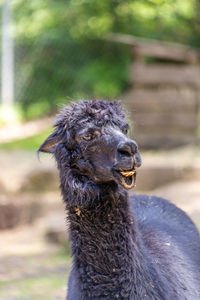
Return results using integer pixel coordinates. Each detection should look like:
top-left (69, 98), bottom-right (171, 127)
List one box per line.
top-left (0, 0), bottom-right (200, 299)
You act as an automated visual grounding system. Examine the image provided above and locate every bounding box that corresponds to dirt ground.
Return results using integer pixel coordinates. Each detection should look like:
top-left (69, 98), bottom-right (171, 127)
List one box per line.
top-left (0, 213), bottom-right (69, 300)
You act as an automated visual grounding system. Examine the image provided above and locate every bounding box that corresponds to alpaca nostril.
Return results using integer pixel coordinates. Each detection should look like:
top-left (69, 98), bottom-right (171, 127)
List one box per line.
top-left (118, 149), bottom-right (131, 157)
top-left (117, 141), bottom-right (138, 157)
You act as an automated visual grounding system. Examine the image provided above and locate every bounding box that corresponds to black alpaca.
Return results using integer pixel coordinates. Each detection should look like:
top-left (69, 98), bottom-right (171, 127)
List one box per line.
top-left (39, 100), bottom-right (200, 300)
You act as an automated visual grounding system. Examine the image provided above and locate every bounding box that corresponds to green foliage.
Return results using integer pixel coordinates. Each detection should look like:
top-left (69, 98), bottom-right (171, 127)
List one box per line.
top-left (11, 0), bottom-right (200, 119)
top-left (24, 101), bottom-right (52, 120)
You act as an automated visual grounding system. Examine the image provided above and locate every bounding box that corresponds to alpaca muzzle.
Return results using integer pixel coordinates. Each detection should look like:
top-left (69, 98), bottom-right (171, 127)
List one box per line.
top-left (119, 168), bottom-right (136, 189)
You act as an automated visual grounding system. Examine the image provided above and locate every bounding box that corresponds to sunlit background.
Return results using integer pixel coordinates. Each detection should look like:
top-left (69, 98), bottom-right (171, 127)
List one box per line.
top-left (0, 0), bottom-right (200, 299)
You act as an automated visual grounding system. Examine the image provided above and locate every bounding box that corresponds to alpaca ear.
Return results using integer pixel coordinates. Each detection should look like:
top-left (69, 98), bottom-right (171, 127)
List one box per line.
top-left (38, 132), bottom-right (61, 153)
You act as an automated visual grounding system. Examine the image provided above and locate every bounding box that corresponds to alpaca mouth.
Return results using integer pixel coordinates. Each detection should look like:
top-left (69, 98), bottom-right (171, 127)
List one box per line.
top-left (119, 169), bottom-right (136, 189)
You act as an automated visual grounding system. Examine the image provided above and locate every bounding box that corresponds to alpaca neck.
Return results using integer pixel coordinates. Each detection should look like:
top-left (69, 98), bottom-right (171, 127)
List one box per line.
top-left (67, 186), bottom-right (153, 299)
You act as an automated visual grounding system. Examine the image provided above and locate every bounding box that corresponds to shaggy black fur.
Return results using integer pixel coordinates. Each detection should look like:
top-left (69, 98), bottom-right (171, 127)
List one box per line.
top-left (39, 100), bottom-right (200, 300)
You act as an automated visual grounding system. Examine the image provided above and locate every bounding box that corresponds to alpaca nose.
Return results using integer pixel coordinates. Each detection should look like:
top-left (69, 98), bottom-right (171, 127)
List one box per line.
top-left (117, 140), bottom-right (138, 157)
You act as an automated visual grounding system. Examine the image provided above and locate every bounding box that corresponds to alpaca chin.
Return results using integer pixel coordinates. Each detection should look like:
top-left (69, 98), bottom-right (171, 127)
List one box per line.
top-left (60, 169), bottom-right (101, 207)
top-left (61, 167), bottom-right (122, 208)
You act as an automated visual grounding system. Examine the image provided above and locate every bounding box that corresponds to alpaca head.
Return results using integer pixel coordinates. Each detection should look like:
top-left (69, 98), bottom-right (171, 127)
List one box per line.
top-left (39, 100), bottom-right (141, 193)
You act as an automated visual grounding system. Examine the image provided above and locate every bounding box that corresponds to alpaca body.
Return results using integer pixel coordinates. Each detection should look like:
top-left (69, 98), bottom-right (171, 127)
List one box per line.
top-left (39, 100), bottom-right (200, 300)
top-left (67, 190), bottom-right (200, 300)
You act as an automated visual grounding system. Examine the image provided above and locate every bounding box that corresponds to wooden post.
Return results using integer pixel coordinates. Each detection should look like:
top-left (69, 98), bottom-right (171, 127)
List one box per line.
top-left (110, 33), bottom-right (200, 148)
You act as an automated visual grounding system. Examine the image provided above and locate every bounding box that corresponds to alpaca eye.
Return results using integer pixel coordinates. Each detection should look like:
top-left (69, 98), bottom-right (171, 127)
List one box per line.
top-left (81, 129), bottom-right (101, 141)
top-left (83, 135), bottom-right (92, 141)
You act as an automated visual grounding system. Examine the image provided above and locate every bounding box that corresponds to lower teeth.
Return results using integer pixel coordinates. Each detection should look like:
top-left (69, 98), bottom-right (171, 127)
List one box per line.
top-left (121, 174), bottom-right (135, 189)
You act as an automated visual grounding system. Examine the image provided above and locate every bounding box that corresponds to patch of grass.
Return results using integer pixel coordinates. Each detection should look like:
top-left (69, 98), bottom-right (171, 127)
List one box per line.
top-left (43, 248), bottom-right (71, 266)
top-left (0, 129), bottom-right (52, 151)
top-left (0, 248), bottom-right (71, 300)
top-left (0, 273), bottom-right (68, 300)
